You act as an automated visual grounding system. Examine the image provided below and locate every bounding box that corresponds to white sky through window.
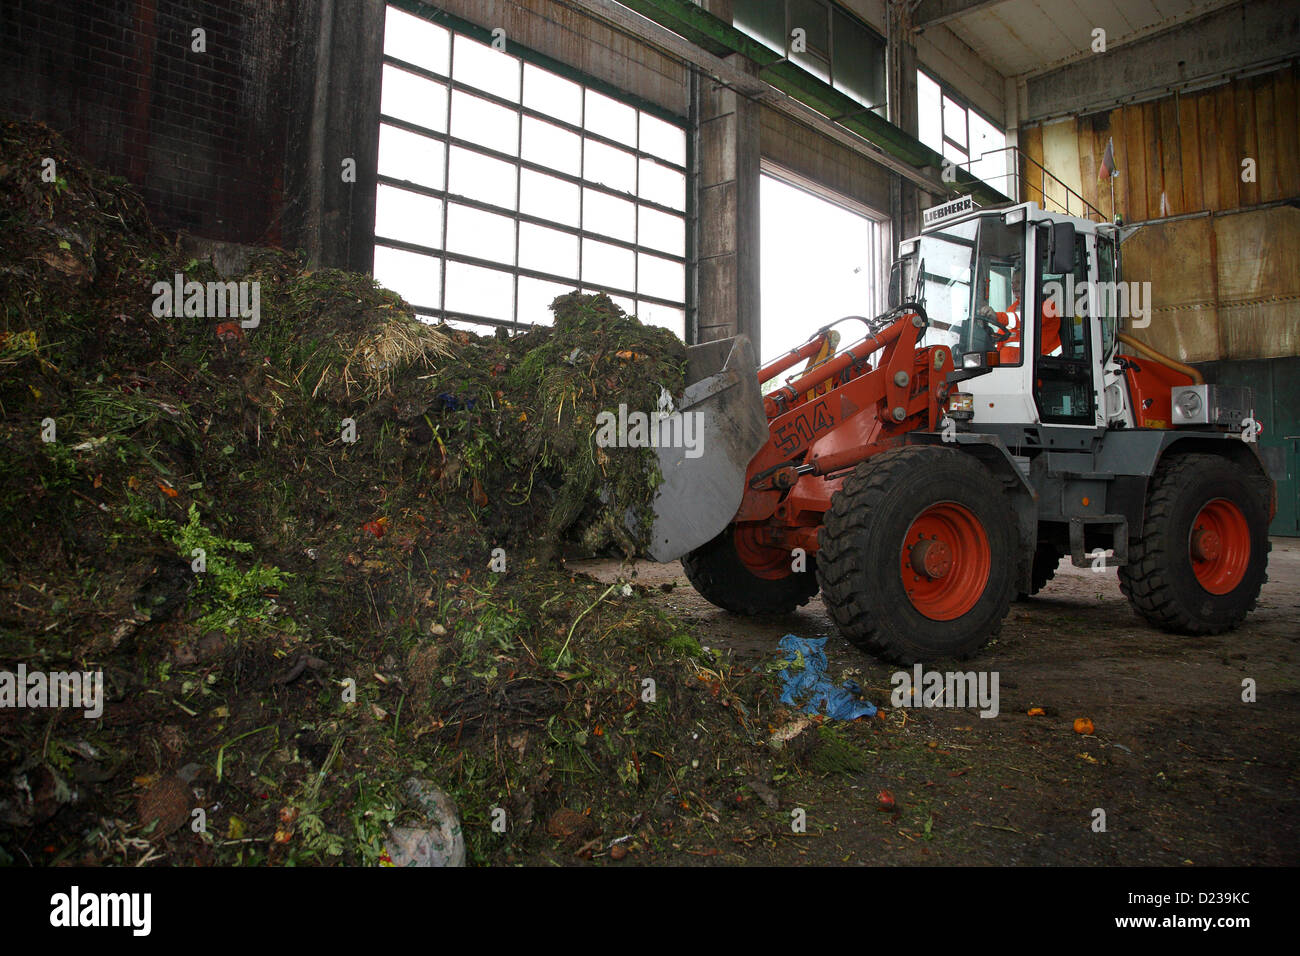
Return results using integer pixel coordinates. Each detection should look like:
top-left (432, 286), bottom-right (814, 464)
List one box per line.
top-left (374, 5), bottom-right (687, 337)
top-left (760, 173), bottom-right (880, 364)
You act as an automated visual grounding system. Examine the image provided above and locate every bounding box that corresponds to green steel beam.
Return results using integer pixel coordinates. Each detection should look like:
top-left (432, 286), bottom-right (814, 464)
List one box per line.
top-left (616, 0), bottom-right (1007, 206)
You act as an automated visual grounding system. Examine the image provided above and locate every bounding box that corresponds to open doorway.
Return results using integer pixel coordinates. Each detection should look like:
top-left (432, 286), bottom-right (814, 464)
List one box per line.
top-left (758, 167), bottom-right (888, 363)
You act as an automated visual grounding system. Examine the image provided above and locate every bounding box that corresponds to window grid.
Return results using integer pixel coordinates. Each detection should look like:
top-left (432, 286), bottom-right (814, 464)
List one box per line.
top-left (917, 67), bottom-right (1005, 170)
top-left (374, 18), bottom-right (688, 334)
top-left (733, 0), bottom-right (888, 115)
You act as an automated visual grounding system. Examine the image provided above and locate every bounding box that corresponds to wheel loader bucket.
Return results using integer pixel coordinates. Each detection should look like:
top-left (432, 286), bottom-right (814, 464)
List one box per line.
top-left (640, 335), bottom-right (768, 562)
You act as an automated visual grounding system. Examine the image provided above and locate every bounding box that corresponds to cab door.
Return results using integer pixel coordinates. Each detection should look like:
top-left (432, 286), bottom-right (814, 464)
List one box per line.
top-left (1032, 223), bottom-right (1102, 427)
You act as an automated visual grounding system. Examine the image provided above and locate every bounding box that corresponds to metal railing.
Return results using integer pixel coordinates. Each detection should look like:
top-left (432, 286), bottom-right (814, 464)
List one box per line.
top-left (953, 146), bottom-right (1109, 222)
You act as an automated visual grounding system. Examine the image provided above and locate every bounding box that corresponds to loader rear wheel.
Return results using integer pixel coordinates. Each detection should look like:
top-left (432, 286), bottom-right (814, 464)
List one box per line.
top-left (817, 445), bottom-right (1016, 663)
top-left (1119, 453), bottom-right (1269, 633)
top-left (682, 523), bottom-right (818, 615)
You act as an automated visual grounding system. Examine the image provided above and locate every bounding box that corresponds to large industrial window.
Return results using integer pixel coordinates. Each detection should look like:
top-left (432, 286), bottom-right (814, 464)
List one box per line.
top-left (759, 167), bottom-right (888, 364)
top-left (373, 5), bottom-right (688, 336)
top-left (916, 69), bottom-right (1007, 192)
top-left (733, 0), bottom-right (887, 115)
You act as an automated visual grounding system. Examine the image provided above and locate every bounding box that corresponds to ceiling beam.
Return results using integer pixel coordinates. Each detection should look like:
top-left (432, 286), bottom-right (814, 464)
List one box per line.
top-left (914, 0), bottom-right (1013, 30)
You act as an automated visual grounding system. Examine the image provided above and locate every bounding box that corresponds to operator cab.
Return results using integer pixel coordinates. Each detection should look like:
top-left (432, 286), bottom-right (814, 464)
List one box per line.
top-left (895, 201), bottom-right (1125, 434)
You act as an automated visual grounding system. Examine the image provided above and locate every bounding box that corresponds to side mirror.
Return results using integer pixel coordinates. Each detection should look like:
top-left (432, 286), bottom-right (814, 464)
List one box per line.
top-left (1049, 222), bottom-right (1076, 275)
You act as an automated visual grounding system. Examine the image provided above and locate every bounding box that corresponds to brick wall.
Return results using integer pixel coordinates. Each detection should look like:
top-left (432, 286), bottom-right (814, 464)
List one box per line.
top-left (0, 0), bottom-right (299, 245)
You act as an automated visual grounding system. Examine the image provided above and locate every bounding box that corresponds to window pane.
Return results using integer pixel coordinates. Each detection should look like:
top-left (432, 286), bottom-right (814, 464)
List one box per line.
top-left (384, 7), bottom-right (450, 75)
top-left (638, 206), bottom-right (685, 256)
top-left (519, 223), bottom-right (578, 279)
top-left (452, 33), bottom-right (519, 102)
top-left (451, 90), bottom-right (519, 155)
top-left (732, 0), bottom-right (784, 53)
top-left (522, 64), bottom-right (583, 125)
top-left (583, 188), bottom-right (635, 243)
top-left (581, 238), bottom-right (635, 291)
top-left (639, 158), bottom-right (685, 209)
top-left (639, 113), bottom-right (685, 166)
top-left (378, 124), bottom-right (446, 189)
top-left (604, 293), bottom-right (636, 315)
top-left (375, 185), bottom-right (442, 247)
top-left (584, 88), bottom-right (637, 146)
top-left (446, 203), bottom-right (515, 266)
top-left (520, 169), bottom-right (579, 226)
top-left (637, 301), bottom-right (685, 338)
top-left (917, 70), bottom-right (942, 154)
top-left (381, 66), bottom-right (448, 131)
top-left (445, 261), bottom-right (514, 321)
top-left (968, 111), bottom-right (1007, 188)
top-left (521, 116), bottom-right (581, 176)
top-left (942, 95), bottom-right (967, 148)
top-left (448, 146), bottom-right (516, 210)
top-left (583, 139), bottom-right (636, 193)
top-left (637, 252), bottom-right (684, 302)
top-left (518, 276), bottom-right (576, 325)
top-left (832, 12), bottom-right (886, 112)
top-left (788, 0), bottom-right (830, 56)
top-left (374, 246), bottom-right (441, 309)
top-left (942, 141), bottom-right (968, 166)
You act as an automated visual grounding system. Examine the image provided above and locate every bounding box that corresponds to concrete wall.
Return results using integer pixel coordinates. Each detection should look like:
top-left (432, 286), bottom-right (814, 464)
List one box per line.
top-left (428, 0), bottom-right (690, 116)
top-left (0, 0), bottom-right (298, 245)
top-left (0, 0), bottom-right (385, 272)
top-left (1025, 0), bottom-right (1300, 124)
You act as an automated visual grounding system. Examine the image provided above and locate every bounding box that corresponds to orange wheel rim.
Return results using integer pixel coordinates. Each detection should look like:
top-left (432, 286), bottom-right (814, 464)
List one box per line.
top-left (734, 523), bottom-right (794, 580)
top-left (1190, 498), bottom-right (1250, 595)
top-left (900, 502), bottom-right (991, 621)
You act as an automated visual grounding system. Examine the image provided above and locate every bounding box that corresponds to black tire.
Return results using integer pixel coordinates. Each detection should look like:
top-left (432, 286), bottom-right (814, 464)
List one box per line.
top-left (1119, 453), bottom-right (1270, 633)
top-left (1017, 542), bottom-right (1063, 600)
top-left (817, 445), bottom-right (1017, 663)
top-left (681, 524), bottom-right (819, 615)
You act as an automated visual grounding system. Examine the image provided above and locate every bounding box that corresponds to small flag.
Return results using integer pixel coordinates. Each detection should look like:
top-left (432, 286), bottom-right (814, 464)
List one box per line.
top-left (1099, 136), bottom-right (1116, 181)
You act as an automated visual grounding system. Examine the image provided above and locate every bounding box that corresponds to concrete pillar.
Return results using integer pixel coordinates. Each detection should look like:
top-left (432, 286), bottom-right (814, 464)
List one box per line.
top-left (283, 0), bottom-right (386, 273)
top-left (696, 56), bottom-right (761, 351)
top-left (888, 1), bottom-right (924, 253)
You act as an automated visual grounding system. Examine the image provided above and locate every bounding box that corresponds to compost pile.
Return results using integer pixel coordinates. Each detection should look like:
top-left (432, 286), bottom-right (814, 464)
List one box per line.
top-left (0, 121), bottom-right (851, 866)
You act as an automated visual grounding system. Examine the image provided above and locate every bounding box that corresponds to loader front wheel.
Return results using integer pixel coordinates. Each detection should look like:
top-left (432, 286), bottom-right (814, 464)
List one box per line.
top-left (1118, 453), bottom-right (1269, 633)
top-left (682, 523), bottom-right (819, 615)
top-left (817, 446), bottom-right (1016, 663)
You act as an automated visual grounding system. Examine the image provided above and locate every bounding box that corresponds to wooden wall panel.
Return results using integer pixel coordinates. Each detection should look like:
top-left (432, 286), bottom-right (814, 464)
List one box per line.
top-left (1123, 103), bottom-right (1149, 222)
top-left (1143, 101), bottom-right (1164, 220)
top-left (1214, 83), bottom-right (1241, 211)
top-left (1253, 75), bottom-right (1281, 203)
top-left (1121, 216), bottom-right (1219, 362)
top-left (1274, 65), bottom-right (1300, 199)
top-left (1159, 96), bottom-right (1183, 216)
top-left (1177, 93), bottom-right (1202, 214)
top-left (1233, 78), bottom-right (1260, 207)
top-left (1196, 89), bottom-right (1220, 213)
top-left (1014, 64), bottom-right (1299, 364)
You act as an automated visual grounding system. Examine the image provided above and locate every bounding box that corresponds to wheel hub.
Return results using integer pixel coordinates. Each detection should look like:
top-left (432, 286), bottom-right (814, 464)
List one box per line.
top-left (908, 537), bottom-right (953, 579)
top-left (1189, 498), bottom-right (1250, 595)
top-left (1190, 527), bottom-right (1221, 562)
top-left (900, 502), bottom-right (991, 621)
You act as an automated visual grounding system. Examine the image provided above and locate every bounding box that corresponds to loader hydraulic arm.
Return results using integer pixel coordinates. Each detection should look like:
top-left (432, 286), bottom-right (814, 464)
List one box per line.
top-left (735, 306), bottom-right (953, 523)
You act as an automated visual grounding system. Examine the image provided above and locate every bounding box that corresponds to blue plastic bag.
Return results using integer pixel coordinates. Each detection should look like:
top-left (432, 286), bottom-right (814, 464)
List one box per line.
top-left (777, 635), bottom-right (876, 720)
